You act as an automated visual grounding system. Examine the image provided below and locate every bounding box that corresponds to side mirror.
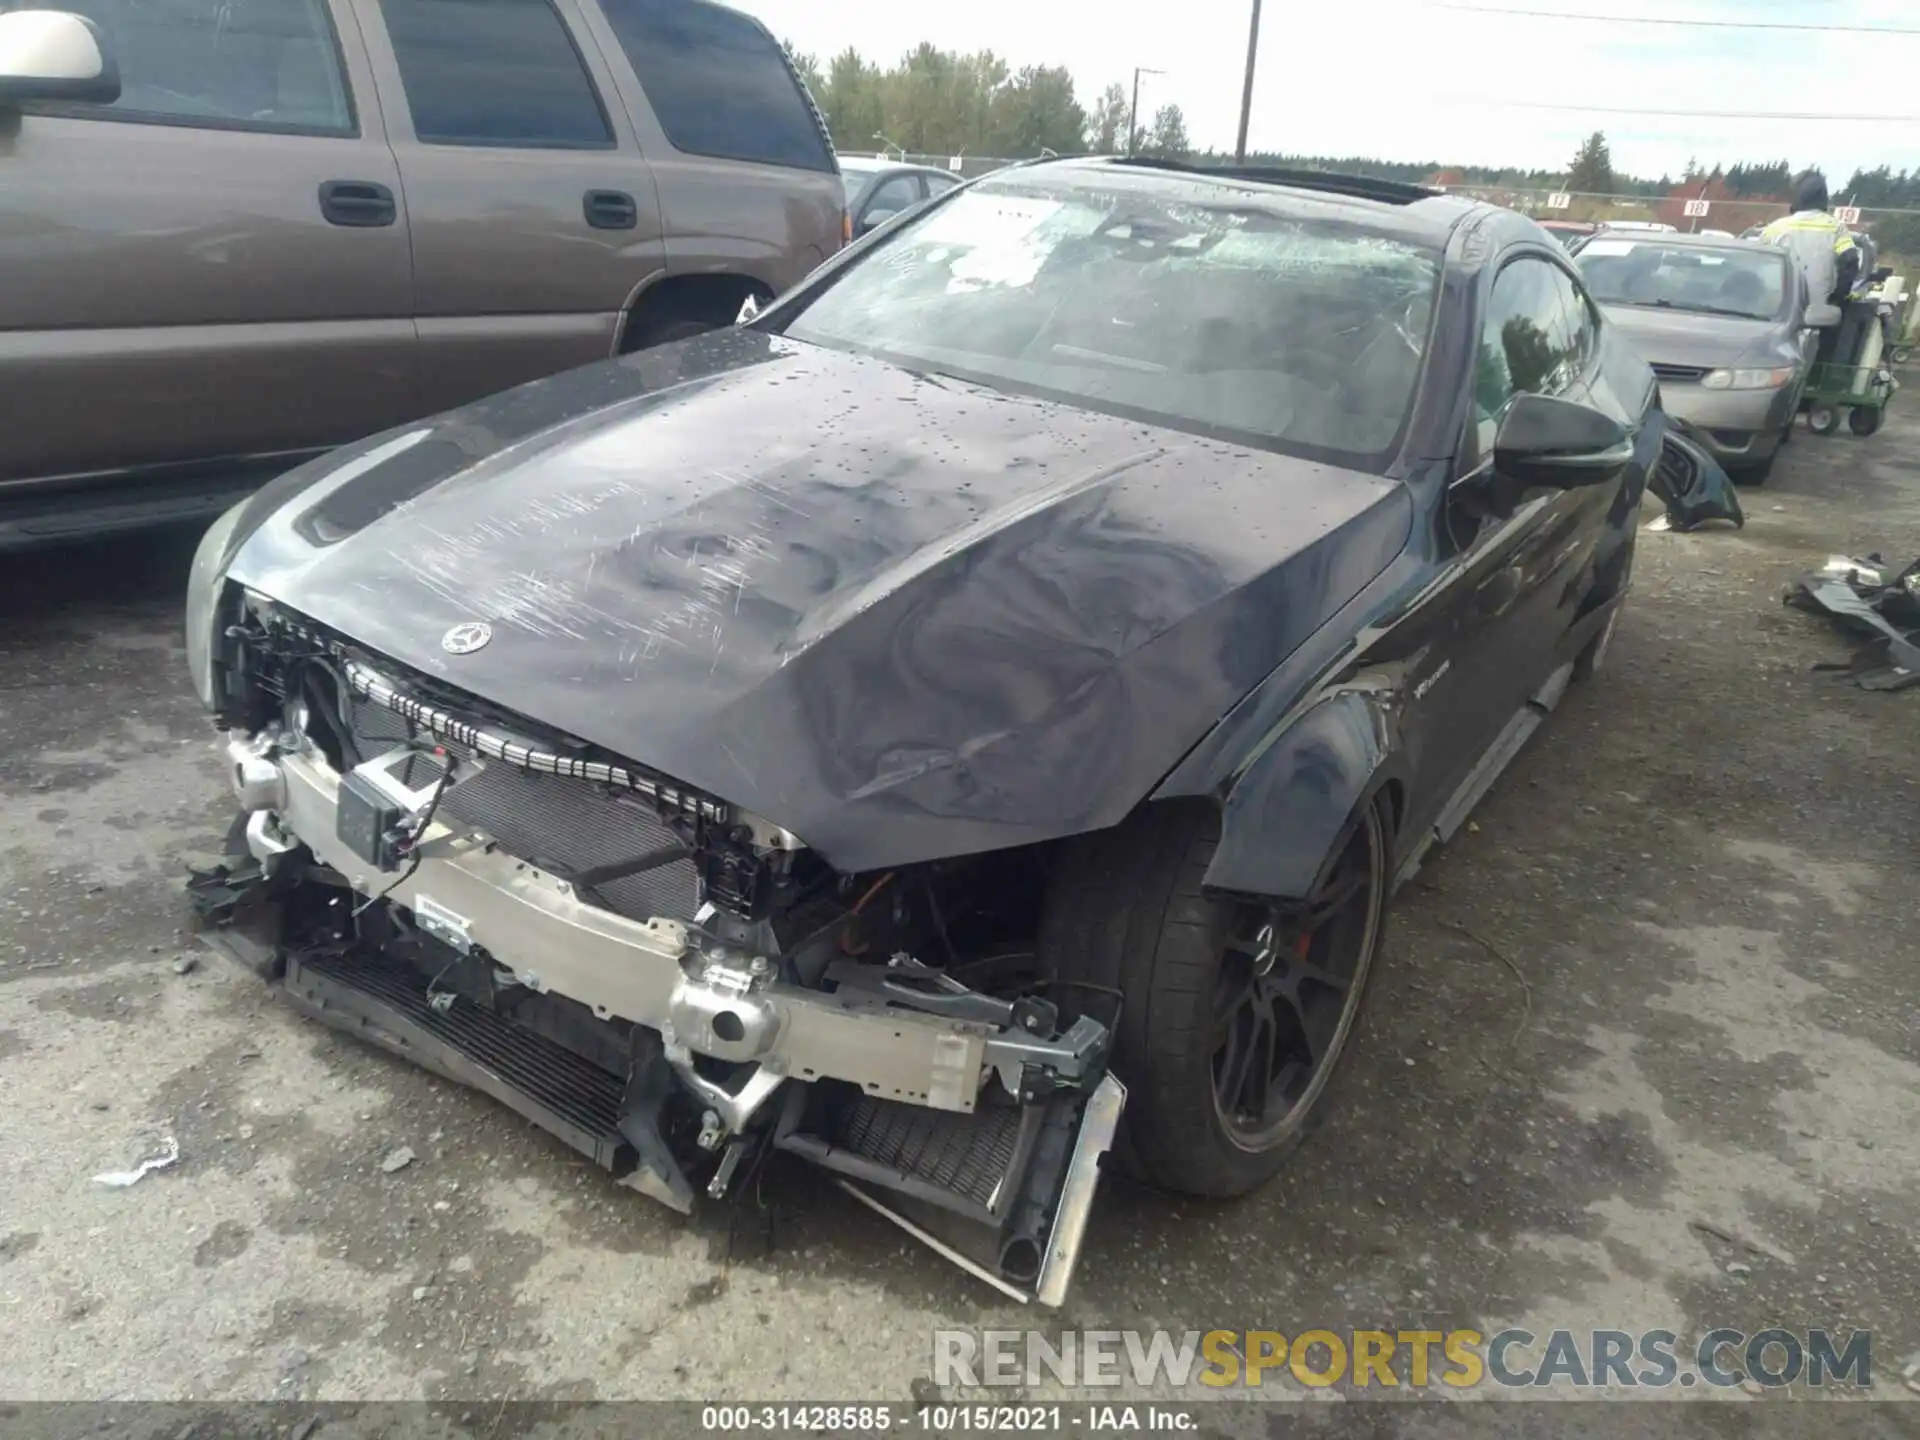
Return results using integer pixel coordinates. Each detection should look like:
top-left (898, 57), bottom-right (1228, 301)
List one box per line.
top-left (1805, 303), bottom-right (1842, 330)
top-left (0, 10), bottom-right (119, 108)
top-left (1491, 393), bottom-right (1633, 490)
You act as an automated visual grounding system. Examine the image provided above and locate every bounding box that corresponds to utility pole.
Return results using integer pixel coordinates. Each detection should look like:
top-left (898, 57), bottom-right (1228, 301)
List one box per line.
top-left (1234, 0), bottom-right (1263, 164)
top-left (1127, 66), bottom-right (1163, 156)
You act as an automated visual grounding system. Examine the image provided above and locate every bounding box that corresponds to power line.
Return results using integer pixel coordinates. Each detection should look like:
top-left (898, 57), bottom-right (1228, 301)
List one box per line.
top-left (1436, 97), bottom-right (1920, 122)
top-left (1438, 3), bottom-right (1920, 34)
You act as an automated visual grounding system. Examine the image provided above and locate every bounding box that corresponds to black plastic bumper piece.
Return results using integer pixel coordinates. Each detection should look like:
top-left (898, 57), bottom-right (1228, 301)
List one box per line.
top-left (779, 1092), bottom-right (1036, 1225)
top-left (284, 947), bottom-right (633, 1173)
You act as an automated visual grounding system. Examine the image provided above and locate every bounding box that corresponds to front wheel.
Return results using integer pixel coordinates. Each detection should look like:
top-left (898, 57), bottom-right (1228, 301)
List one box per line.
top-left (1848, 406), bottom-right (1885, 437)
top-left (1892, 345), bottom-right (1912, 366)
top-left (1808, 404), bottom-right (1842, 436)
top-left (1037, 798), bottom-right (1390, 1197)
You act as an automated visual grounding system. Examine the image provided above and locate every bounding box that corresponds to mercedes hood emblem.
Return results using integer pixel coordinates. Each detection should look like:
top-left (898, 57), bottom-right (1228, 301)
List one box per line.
top-left (441, 621), bottom-right (493, 655)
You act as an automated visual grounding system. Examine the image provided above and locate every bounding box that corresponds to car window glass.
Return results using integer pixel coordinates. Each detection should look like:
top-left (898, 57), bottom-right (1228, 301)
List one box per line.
top-left (780, 178), bottom-right (1443, 471)
top-left (926, 175), bottom-right (959, 196)
top-left (863, 175), bottom-right (921, 225)
top-left (1476, 256), bottom-right (1581, 449)
top-left (1576, 239), bottom-right (1789, 321)
top-left (1, 0), bottom-right (352, 132)
top-left (837, 160), bottom-right (882, 204)
top-left (598, 0), bottom-right (832, 172)
top-left (1552, 267), bottom-right (1598, 368)
top-left (379, 0), bottom-right (611, 148)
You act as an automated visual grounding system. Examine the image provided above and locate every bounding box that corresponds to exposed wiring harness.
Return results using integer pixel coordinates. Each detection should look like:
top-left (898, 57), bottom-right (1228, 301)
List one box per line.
top-left (350, 747), bottom-right (460, 918)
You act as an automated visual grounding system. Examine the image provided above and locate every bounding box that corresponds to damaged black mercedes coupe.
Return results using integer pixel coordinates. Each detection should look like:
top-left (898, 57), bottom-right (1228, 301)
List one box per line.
top-left (186, 158), bottom-right (1657, 1304)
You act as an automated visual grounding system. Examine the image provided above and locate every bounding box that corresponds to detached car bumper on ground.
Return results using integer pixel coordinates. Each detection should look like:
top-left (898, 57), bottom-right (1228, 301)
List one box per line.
top-left (186, 159), bottom-right (1657, 1303)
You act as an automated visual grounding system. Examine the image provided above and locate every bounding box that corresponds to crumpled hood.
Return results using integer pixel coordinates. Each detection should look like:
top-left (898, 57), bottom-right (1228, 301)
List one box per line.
top-left (229, 332), bottom-right (1412, 869)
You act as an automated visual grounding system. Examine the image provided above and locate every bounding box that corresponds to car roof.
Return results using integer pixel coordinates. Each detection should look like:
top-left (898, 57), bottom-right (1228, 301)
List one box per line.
top-left (840, 158), bottom-right (962, 181)
top-left (1001, 155), bottom-right (1480, 246)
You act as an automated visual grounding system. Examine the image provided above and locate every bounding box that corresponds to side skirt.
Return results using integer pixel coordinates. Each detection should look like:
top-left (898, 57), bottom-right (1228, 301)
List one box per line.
top-left (1391, 660), bottom-right (1575, 892)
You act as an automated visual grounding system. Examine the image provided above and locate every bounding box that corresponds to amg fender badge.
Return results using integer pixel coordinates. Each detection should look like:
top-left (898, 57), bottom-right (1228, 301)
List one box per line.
top-left (1412, 659), bottom-right (1451, 701)
top-left (441, 621), bottom-right (493, 655)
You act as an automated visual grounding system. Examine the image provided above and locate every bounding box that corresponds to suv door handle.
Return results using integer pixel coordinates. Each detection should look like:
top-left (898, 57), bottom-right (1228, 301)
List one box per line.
top-left (584, 189), bottom-right (638, 230)
top-left (318, 180), bottom-right (397, 228)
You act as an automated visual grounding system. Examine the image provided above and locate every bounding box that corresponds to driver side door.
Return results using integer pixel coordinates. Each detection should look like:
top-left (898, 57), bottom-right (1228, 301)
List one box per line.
top-left (1402, 248), bottom-right (1624, 844)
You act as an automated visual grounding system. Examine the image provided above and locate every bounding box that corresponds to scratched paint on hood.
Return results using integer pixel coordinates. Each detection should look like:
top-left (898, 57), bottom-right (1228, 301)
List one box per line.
top-left (229, 332), bottom-right (1413, 869)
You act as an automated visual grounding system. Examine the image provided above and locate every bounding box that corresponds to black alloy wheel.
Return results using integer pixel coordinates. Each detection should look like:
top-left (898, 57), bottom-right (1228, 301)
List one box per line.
top-left (1037, 796), bottom-right (1392, 1197)
top-left (1210, 806), bottom-right (1385, 1153)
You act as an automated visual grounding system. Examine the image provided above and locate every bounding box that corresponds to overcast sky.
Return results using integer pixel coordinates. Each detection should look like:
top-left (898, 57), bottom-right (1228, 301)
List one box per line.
top-left (740, 0), bottom-right (1918, 185)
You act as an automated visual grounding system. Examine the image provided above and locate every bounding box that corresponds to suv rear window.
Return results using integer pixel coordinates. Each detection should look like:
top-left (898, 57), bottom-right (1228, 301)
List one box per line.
top-left (598, 0), bottom-right (832, 172)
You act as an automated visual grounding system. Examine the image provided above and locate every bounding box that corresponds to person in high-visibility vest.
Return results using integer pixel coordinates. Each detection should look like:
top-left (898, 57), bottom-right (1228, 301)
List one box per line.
top-left (1760, 172), bottom-right (1862, 308)
top-left (1760, 172), bottom-right (1863, 369)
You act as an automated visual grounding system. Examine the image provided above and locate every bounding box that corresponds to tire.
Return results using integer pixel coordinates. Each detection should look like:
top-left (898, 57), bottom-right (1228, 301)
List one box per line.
top-left (1808, 404), bottom-right (1842, 436)
top-left (1730, 455), bottom-right (1774, 487)
top-left (1848, 406), bottom-right (1884, 437)
top-left (1037, 797), bottom-right (1391, 1197)
top-left (626, 316), bottom-right (718, 350)
top-left (621, 282), bottom-right (767, 353)
top-left (1892, 345), bottom-right (1912, 366)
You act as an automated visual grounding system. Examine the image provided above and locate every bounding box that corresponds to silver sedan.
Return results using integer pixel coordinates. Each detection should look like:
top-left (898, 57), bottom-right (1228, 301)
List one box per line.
top-left (1572, 231), bottom-right (1816, 483)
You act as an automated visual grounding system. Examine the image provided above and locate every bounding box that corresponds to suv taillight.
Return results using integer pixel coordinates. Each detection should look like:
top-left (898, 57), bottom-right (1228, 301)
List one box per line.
top-left (842, 210), bottom-right (853, 247)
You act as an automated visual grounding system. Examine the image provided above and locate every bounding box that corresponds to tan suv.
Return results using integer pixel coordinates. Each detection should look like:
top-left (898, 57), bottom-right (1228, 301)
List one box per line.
top-left (0, 0), bottom-right (843, 544)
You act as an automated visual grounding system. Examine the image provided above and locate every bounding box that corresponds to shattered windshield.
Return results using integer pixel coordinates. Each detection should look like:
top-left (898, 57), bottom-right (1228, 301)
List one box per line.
top-left (776, 174), bottom-right (1442, 469)
top-left (1576, 239), bottom-right (1790, 321)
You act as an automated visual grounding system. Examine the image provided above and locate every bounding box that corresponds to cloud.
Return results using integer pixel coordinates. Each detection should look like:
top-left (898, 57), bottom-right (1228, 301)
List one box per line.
top-left (741, 0), bottom-right (1918, 182)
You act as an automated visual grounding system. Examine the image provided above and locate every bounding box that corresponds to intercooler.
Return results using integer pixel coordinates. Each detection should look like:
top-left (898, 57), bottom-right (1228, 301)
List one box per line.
top-left (346, 695), bottom-right (701, 923)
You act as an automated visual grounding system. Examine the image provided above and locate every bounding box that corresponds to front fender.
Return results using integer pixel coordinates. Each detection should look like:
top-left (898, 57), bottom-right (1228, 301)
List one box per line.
top-left (1202, 690), bottom-right (1400, 903)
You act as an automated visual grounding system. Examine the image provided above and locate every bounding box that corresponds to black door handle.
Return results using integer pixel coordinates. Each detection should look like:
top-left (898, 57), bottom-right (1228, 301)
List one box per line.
top-left (584, 189), bottom-right (638, 230)
top-left (319, 180), bottom-right (397, 228)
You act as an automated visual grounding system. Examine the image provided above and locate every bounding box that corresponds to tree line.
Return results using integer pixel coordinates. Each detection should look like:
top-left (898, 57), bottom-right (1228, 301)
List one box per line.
top-left (783, 42), bottom-right (1191, 160)
top-left (783, 44), bottom-right (1917, 255)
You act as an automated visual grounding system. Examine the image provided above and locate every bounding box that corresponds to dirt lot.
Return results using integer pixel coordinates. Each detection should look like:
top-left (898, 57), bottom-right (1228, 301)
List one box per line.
top-left (3, 410), bottom-right (1918, 1411)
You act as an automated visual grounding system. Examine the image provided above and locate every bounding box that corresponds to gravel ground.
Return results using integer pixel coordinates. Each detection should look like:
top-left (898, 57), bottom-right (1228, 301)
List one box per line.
top-left (2, 409), bottom-right (1918, 1414)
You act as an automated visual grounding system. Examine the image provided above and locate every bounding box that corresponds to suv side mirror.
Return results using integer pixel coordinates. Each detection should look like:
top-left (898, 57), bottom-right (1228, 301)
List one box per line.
top-left (1805, 302), bottom-right (1842, 330)
top-left (1492, 393), bottom-right (1633, 490)
top-left (0, 11), bottom-right (119, 109)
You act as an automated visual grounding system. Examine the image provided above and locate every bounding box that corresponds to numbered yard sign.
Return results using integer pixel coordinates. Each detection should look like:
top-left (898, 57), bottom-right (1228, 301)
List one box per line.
top-left (1683, 198), bottom-right (1711, 218)
top-left (1835, 205), bottom-right (1862, 225)
top-left (1547, 192), bottom-right (1572, 210)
